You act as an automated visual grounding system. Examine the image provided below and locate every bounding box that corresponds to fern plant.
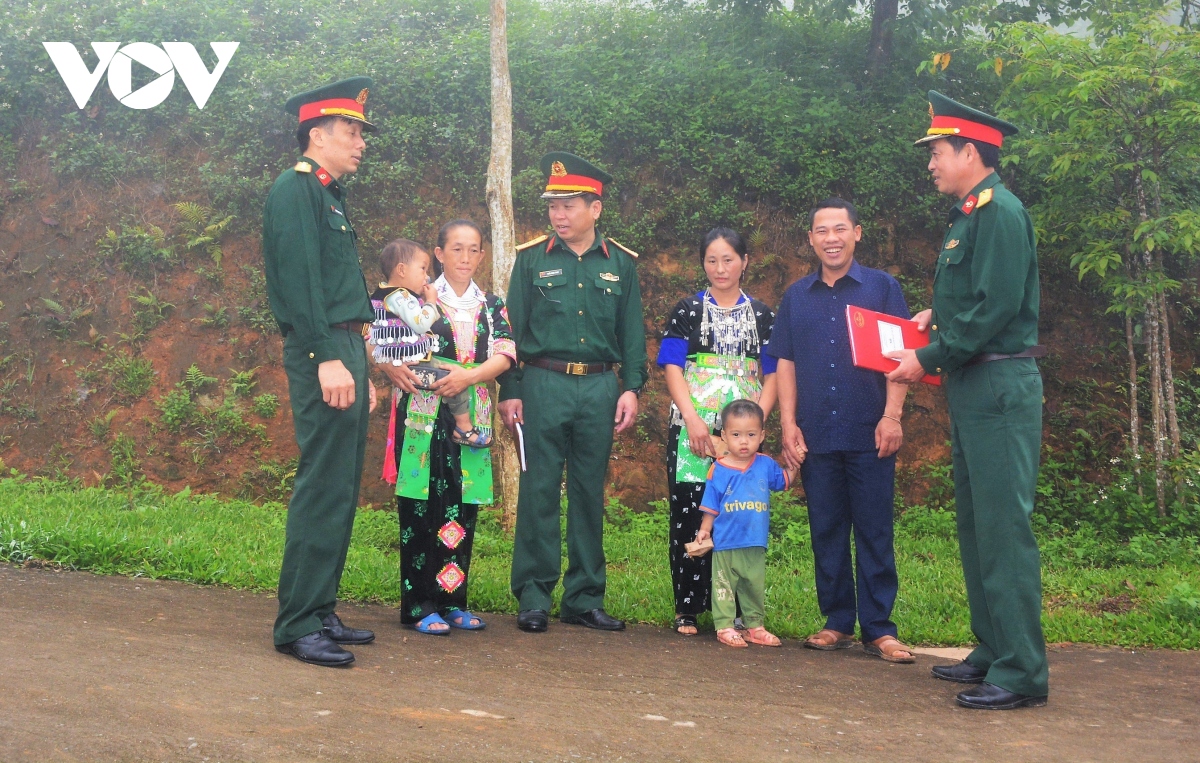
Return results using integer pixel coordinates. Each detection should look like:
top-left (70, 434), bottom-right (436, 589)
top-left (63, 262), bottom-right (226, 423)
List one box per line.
top-left (183, 364), bottom-right (217, 393)
top-left (174, 201), bottom-right (235, 265)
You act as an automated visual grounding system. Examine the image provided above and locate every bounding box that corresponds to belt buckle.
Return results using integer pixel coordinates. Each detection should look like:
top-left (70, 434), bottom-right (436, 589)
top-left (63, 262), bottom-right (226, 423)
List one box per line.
top-left (565, 362), bottom-right (588, 376)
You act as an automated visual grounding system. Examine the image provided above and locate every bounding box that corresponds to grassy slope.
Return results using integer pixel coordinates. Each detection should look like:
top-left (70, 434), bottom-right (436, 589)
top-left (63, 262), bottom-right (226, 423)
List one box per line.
top-left (3, 477), bottom-right (1197, 648)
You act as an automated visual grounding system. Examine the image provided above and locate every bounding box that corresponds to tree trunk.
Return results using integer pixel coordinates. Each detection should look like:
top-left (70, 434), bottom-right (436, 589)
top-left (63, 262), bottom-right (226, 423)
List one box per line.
top-left (1125, 312), bottom-right (1143, 498)
top-left (1147, 300), bottom-right (1166, 515)
top-left (866, 0), bottom-right (899, 75)
top-left (486, 0), bottom-right (519, 530)
top-left (1159, 290), bottom-right (1181, 460)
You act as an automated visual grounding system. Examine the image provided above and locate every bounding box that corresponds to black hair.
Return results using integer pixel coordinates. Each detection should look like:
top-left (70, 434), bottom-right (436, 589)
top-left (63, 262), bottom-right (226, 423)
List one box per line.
top-left (720, 399), bottom-right (764, 427)
top-left (296, 115), bottom-right (350, 151)
top-left (436, 218), bottom-right (484, 250)
top-left (808, 197), bottom-right (860, 229)
top-left (942, 136), bottom-right (1000, 170)
top-left (700, 227), bottom-right (749, 265)
top-left (380, 238), bottom-right (429, 280)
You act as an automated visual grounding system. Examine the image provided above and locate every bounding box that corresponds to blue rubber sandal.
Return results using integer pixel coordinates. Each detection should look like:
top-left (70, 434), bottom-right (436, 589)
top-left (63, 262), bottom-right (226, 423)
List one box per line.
top-left (405, 612), bottom-right (451, 635)
top-left (444, 608), bottom-right (486, 630)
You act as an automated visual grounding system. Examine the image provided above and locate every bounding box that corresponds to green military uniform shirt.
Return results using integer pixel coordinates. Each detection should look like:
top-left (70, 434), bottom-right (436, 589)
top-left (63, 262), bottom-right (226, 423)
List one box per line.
top-left (499, 231), bottom-right (648, 400)
top-left (261, 159), bottom-right (374, 364)
top-left (915, 172), bottom-right (1039, 375)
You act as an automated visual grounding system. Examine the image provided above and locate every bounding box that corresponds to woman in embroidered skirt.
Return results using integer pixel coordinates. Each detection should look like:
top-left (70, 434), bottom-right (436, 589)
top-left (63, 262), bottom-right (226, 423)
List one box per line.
top-left (656, 228), bottom-right (777, 636)
top-left (372, 219), bottom-right (515, 635)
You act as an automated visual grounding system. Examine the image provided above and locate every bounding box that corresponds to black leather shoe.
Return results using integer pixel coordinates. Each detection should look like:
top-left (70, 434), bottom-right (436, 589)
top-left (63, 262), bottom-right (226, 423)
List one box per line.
top-left (956, 682), bottom-right (1047, 710)
top-left (322, 612), bottom-right (375, 645)
top-left (517, 609), bottom-right (548, 632)
top-left (560, 608), bottom-right (625, 631)
top-left (931, 659), bottom-right (988, 684)
top-left (275, 631), bottom-right (355, 667)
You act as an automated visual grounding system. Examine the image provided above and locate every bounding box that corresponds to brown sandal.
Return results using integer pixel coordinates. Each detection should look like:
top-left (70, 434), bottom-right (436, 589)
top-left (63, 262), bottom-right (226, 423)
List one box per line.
top-left (716, 628), bottom-right (748, 648)
top-left (864, 635), bottom-right (916, 664)
top-left (743, 626), bottom-right (782, 647)
top-left (803, 629), bottom-right (856, 651)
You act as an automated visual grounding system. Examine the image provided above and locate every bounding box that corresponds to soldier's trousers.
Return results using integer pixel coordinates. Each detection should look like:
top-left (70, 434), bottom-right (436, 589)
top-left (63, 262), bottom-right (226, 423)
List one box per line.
top-left (274, 328), bottom-right (370, 645)
top-left (510, 365), bottom-right (619, 616)
top-left (945, 357), bottom-right (1049, 697)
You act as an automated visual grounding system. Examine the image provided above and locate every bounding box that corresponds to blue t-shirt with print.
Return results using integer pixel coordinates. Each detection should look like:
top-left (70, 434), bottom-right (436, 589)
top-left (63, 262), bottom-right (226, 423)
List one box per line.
top-left (699, 454), bottom-right (790, 551)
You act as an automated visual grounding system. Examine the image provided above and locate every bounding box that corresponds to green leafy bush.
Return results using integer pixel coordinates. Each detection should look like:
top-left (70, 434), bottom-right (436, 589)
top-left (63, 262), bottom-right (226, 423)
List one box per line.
top-left (97, 224), bottom-right (176, 276)
top-left (252, 393), bottom-right (280, 418)
top-left (156, 388), bottom-right (197, 433)
top-left (104, 352), bottom-right (156, 403)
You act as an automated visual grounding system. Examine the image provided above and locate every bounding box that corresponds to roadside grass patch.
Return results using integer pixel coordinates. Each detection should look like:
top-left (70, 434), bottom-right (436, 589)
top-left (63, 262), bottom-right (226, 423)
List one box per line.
top-left (1, 477), bottom-right (1198, 647)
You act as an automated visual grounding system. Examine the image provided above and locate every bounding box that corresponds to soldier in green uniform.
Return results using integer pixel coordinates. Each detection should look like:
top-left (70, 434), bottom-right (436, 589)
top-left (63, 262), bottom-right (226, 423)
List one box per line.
top-left (263, 77), bottom-right (380, 667)
top-left (497, 152), bottom-right (648, 633)
top-left (887, 91), bottom-right (1048, 709)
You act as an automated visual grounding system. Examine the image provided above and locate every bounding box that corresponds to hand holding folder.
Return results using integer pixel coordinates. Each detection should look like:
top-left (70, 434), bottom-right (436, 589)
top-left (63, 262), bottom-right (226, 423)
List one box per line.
top-left (845, 305), bottom-right (941, 386)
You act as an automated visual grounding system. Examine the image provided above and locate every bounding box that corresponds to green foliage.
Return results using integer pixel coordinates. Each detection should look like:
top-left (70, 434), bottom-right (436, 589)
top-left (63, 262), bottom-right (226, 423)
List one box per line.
top-left (227, 368), bottom-right (257, 398)
top-left (38, 113), bottom-right (148, 184)
top-left (88, 410), bottom-right (118, 441)
top-left (3, 477), bottom-right (1197, 646)
top-left (197, 303), bottom-right (229, 329)
top-left (108, 433), bottom-right (141, 488)
top-left (97, 223), bottom-right (177, 276)
top-left (239, 458), bottom-right (298, 502)
top-left (36, 297), bottom-right (93, 340)
top-left (994, 15), bottom-right (1200, 314)
top-left (130, 289), bottom-right (174, 334)
top-left (1159, 582), bottom-right (1200, 625)
top-left (236, 266), bottom-right (275, 333)
top-left (156, 388), bottom-right (197, 433)
top-left (103, 351), bottom-right (156, 403)
top-left (174, 202), bottom-right (235, 265)
top-left (252, 393), bottom-right (280, 418)
top-left (183, 364), bottom-right (217, 393)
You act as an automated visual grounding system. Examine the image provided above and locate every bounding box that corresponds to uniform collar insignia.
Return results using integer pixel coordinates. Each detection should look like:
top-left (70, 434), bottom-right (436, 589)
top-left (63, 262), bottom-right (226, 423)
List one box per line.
top-left (960, 194), bottom-right (978, 215)
top-left (315, 167), bottom-right (333, 187)
top-left (600, 238), bottom-right (610, 258)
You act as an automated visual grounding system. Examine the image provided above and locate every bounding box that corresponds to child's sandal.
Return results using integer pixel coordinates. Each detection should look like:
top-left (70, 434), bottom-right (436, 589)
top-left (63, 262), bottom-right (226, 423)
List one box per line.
top-left (744, 626), bottom-right (782, 647)
top-left (716, 628), bottom-right (748, 648)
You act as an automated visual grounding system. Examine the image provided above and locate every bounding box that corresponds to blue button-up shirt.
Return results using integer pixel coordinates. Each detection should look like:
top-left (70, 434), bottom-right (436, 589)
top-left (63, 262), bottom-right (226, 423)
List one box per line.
top-left (767, 260), bottom-right (910, 454)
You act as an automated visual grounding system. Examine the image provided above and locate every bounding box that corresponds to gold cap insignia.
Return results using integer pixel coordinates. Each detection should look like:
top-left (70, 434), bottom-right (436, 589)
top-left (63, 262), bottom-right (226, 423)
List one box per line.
top-left (550, 161), bottom-right (568, 177)
top-left (356, 88), bottom-right (369, 105)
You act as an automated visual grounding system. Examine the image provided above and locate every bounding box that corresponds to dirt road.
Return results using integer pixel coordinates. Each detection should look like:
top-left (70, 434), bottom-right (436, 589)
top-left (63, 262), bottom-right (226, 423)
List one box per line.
top-left (2, 565), bottom-right (1196, 762)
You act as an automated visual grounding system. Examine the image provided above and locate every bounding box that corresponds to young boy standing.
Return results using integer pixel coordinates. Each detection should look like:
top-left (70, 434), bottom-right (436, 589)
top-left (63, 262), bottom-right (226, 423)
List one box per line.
top-left (695, 400), bottom-right (794, 648)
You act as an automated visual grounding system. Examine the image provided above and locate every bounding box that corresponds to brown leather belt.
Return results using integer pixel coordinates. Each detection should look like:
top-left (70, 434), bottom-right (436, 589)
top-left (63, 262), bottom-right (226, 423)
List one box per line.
top-left (964, 345), bottom-right (1047, 367)
top-left (330, 321), bottom-right (366, 334)
top-left (525, 357), bottom-right (614, 376)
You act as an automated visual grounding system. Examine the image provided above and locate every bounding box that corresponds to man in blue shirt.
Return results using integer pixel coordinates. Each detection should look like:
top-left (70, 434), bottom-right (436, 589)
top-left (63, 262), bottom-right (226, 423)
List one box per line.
top-left (768, 197), bottom-right (915, 664)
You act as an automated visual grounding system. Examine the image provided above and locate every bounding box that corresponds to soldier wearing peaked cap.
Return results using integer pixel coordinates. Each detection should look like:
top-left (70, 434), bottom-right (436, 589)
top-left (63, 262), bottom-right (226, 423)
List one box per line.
top-left (497, 152), bottom-right (648, 633)
top-left (887, 91), bottom-right (1048, 709)
top-left (263, 77), bottom-right (380, 667)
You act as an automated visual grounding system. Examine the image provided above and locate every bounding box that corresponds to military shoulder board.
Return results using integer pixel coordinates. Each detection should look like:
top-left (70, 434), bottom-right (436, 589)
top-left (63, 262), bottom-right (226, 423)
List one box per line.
top-left (607, 238), bottom-right (639, 259)
top-left (516, 234), bottom-right (549, 252)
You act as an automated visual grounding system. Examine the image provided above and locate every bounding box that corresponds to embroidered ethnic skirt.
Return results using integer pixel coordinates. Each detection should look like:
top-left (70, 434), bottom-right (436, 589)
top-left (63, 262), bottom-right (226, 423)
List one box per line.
top-left (395, 396), bottom-right (479, 624)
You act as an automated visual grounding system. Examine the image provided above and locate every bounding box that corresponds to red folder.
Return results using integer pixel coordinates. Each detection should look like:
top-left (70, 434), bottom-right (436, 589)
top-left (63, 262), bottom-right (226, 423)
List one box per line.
top-left (845, 305), bottom-right (941, 386)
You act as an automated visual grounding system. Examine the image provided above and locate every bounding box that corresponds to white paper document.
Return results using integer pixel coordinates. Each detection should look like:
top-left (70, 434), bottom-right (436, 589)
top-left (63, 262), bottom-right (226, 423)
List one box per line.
top-left (877, 320), bottom-right (905, 355)
top-left (515, 422), bottom-right (528, 472)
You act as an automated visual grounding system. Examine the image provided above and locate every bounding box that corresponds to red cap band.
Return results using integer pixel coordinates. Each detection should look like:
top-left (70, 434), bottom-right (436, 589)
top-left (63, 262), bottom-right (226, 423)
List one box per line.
top-left (929, 116), bottom-right (1004, 147)
top-left (298, 98), bottom-right (366, 123)
top-left (544, 173), bottom-right (604, 195)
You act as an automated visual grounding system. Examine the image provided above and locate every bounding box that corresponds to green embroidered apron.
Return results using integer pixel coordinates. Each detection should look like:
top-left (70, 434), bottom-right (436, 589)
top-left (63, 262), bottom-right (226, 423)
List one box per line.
top-left (395, 360), bottom-right (495, 504)
top-left (674, 353), bottom-right (762, 483)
